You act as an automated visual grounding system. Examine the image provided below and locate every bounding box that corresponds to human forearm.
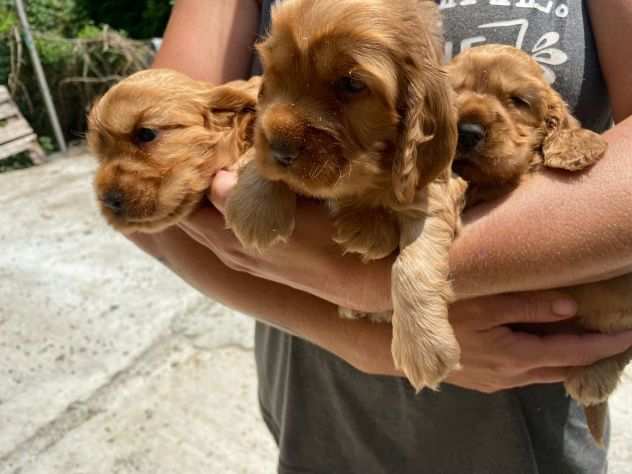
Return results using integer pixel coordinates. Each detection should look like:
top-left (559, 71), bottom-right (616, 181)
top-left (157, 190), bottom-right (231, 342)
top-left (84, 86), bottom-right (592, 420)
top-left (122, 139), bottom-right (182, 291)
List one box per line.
top-left (151, 0), bottom-right (259, 83)
top-left (451, 116), bottom-right (632, 299)
top-left (129, 225), bottom-right (394, 373)
top-left (130, 226), bottom-right (632, 393)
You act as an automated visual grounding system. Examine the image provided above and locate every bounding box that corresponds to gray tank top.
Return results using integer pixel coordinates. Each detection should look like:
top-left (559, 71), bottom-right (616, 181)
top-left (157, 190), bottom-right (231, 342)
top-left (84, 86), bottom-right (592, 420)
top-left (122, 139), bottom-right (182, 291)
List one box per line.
top-left (250, 2), bottom-right (612, 473)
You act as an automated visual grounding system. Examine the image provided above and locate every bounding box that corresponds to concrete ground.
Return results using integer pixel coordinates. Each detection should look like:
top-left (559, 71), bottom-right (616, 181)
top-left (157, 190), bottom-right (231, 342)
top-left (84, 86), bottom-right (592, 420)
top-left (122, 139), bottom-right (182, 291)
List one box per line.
top-left (0, 151), bottom-right (630, 474)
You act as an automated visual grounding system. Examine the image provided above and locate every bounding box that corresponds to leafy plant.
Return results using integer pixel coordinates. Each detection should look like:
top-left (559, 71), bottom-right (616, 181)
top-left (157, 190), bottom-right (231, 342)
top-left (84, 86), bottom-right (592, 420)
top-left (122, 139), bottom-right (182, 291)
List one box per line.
top-left (0, 151), bottom-right (34, 173)
top-left (0, 0), bottom-right (163, 168)
top-left (74, 0), bottom-right (174, 39)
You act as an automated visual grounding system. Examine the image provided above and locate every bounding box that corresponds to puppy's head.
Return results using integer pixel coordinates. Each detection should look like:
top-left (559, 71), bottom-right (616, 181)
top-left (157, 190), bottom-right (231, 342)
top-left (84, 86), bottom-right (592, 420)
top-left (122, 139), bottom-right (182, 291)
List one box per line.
top-left (448, 44), bottom-right (605, 196)
top-left (255, 0), bottom-right (456, 203)
top-left (88, 69), bottom-right (258, 233)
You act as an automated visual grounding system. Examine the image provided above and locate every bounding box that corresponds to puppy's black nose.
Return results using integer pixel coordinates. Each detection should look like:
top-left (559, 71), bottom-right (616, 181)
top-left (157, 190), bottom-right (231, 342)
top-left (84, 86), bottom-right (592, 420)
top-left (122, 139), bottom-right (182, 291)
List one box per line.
top-left (269, 140), bottom-right (299, 167)
top-left (458, 122), bottom-right (485, 151)
top-left (101, 190), bottom-right (126, 215)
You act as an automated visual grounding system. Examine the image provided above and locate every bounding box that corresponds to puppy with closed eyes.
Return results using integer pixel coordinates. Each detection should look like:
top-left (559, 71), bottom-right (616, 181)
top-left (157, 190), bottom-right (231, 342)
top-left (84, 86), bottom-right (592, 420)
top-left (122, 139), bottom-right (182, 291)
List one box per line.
top-left (225, 0), bottom-right (467, 391)
top-left (448, 44), bottom-right (607, 207)
top-left (88, 68), bottom-right (260, 233)
top-left (448, 44), bottom-right (630, 445)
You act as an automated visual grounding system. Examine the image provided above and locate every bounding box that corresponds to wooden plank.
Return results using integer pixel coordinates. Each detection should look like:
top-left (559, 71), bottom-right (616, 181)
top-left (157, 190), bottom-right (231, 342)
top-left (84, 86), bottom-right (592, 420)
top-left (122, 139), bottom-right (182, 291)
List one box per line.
top-left (0, 102), bottom-right (18, 121)
top-left (0, 86), bottom-right (10, 103)
top-left (0, 117), bottom-right (33, 145)
top-left (28, 141), bottom-right (47, 165)
top-left (0, 85), bottom-right (51, 166)
top-left (0, 133), bottom-right (38, 161)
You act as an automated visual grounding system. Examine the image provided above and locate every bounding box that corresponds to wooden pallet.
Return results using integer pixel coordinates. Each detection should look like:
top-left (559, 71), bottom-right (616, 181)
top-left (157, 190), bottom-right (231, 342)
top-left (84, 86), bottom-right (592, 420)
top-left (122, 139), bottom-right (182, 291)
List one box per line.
top-left (0, 85), bottom-right (46, 164)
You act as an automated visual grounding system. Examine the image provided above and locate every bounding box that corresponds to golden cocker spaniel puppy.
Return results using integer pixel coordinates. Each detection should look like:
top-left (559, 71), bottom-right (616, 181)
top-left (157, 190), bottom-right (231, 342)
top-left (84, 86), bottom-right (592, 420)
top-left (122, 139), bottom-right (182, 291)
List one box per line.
top-left (447, 44), bottom-right (607, 206)
top-left (225, 0), bottom-right (467, 390)
top-left (448, 44), bottom-right (630, 445)
top-left (88, 69), bottom-right (260, 233)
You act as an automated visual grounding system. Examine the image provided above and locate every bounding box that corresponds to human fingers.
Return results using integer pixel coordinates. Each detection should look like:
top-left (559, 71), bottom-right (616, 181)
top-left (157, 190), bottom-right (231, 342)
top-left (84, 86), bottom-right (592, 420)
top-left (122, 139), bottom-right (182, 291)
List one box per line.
top-left (446, 366), bottom-right (570, 393)
top-left (459, 291), bottom-right (578, 330)
top-left (513, 329), bottom-right (632, 370)
top-left (207, 169), bottom-right (238, 214)
top-left (513, 366), bottom-right (570, 385)
top-left (179, 205), bottom-right (234, 249)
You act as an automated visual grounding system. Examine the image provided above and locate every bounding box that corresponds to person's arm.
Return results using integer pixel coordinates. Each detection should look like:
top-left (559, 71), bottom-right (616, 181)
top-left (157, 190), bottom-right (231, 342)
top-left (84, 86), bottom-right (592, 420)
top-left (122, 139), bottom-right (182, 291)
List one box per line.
top-left (450, 0), bottom-right (632, 299)
top-left (190, 0), bottom-right (632, 308)
top-left (125, 0), bottom-right (632, 393)
top-left (588, 0), bottom-right (632, 124)
top-left (152, 0), bottom-right (259, 82)
top-left (151, 221), bottom-right (632, 392)
top-left (451, 118), bottom-right (632, 299)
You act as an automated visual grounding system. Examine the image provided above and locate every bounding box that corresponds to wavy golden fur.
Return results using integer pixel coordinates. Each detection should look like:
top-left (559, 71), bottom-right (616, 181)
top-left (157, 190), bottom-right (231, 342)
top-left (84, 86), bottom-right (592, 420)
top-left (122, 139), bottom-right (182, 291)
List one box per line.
top-left (88, 69), bottom-right (260, 233)
top-left (225, 0), bottom-right (467, 390)
top-left (448, 44), bottom-right (630, 445)
top-left (447, 44), bottom-right (607, 206)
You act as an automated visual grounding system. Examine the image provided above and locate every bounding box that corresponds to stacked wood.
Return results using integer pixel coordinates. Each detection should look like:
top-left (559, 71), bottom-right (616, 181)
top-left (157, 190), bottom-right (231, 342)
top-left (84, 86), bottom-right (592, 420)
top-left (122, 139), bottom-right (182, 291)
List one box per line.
top-left (0, 85), bottom-right (45, 164)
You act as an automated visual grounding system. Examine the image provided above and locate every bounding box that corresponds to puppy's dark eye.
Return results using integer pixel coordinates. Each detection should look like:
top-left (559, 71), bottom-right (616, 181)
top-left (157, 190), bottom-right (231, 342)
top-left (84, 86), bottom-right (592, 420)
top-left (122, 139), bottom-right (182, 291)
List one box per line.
top-left (335, 76), bottom-right (367, 95)
top-left (510, 96), bottom-right (531, 109)
top-left (134, 127), bottom-right (158, 143)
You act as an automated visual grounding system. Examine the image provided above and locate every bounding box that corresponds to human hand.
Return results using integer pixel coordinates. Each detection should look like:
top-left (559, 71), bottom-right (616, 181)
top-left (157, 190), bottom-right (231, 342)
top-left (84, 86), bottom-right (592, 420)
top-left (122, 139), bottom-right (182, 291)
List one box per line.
top-left (179, 170), bottom-right (394, 312)
top-left (178, 170), bottom-right (632, 395)
top-left (445, 292), bottom-right (632, 393)
top-left (347, 291), bottom-right (632, 393)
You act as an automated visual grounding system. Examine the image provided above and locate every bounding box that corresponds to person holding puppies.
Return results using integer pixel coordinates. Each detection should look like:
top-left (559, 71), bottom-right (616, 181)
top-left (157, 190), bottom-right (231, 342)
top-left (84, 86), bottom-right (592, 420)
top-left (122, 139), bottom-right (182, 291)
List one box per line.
top-left (125, 1), bottom-right (632, 473)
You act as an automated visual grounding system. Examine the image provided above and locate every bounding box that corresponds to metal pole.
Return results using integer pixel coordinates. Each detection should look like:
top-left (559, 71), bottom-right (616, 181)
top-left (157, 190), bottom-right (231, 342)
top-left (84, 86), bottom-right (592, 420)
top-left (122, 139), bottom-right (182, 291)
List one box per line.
top-left (14, 0), bottom-right (67, 152)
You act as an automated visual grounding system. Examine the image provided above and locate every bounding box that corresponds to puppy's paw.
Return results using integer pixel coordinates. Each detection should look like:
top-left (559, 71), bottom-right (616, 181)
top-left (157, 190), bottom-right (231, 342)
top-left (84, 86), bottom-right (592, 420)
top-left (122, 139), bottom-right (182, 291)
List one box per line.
top-left (449, 175), bottom-right (468, 216)
top-left (225, 191), bottom-right (296, 251)
top-left (338, 307), bottom-right (392, 323)
top-left (565, 369), bottom-right (617, 406)
top-left (565, 351), bottom-right (630, 406)
top-left (391, 314), bottom-right (461, 391)
top-left (338, 307), bottom-right (362, 320)
top-left (332, 206), bottom-right (399, 262)
top-left (224, 163), bottom-right (296, 251)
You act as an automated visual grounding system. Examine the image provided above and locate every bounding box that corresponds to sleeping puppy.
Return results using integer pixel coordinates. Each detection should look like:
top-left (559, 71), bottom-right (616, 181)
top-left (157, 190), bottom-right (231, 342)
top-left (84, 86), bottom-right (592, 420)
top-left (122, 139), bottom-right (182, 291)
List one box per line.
top-left (448, 44), bottom-right (631, 445)
top-left (225, 0), bottom-right (467, 391)
top-left (448, 44), bottom-right (607, 207)
top-left (88, 69), bottom-right (260, 233)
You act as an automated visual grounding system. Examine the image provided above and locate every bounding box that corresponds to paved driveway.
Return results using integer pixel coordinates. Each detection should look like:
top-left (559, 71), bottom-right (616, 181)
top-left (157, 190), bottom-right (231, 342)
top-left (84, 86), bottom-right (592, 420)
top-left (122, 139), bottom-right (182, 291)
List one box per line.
top-left (0, 152), bottom-right (629, 473)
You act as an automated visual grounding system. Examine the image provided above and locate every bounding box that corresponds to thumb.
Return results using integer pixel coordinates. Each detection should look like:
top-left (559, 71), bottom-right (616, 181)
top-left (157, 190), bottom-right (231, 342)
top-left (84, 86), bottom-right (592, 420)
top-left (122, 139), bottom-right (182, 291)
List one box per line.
top-left (208, 169), bottom-right (238, 215)
top-left (478, 291), bottom-right (578, 329)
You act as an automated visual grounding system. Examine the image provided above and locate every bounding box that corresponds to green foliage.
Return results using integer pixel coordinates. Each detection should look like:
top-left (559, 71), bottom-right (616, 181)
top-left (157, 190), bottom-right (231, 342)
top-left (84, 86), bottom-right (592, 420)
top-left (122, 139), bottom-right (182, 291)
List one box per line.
top-left (74, 0), bottom-right (174, 39)
top-left (0, 0), bottom-right (89, 36)
top-left (0, 5), bottom-right (16, 84)
top-left (0, 8), bottom-right (16, 34)
top-left (6, 29), bottom-right (153, 151)
top-left (38, 135), bottom-right (55, 153)
top-left (0, 152), bottom-right (34, 173)
top-left (0, 0), bottom-right (163, 166)
top-left (0, 1), bottom-right (154, 159)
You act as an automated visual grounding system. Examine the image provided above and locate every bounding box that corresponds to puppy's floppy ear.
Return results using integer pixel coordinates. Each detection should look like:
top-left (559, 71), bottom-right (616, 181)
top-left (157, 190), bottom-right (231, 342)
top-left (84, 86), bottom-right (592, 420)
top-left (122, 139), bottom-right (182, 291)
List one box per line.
top-left (393, 6), bottom-right (457, 204)
top-left (204, 76), bottom-right (261, 114)
top-left (541, 90), bottom-right (607, 171)
top-left (198, 77), bottom-right (261, 160)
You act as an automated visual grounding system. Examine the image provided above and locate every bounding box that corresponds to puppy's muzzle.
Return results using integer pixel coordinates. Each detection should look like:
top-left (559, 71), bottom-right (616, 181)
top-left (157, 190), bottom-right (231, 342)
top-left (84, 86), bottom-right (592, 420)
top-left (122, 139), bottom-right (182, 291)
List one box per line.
top-left (457, 122), bottom-right (485, 151)
top-left (261, 104), bottom-right (307, 166)
top-left (269, 139), bottom-right (300, 167)
top-left (101, 190), bottom-right (126, 216)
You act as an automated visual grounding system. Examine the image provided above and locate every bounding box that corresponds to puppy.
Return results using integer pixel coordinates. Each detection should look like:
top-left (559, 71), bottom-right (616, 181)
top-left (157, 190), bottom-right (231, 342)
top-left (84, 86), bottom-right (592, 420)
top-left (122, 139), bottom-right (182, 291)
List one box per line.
top-left (225, 0), bottom-right (467, 390)
top-left (448, 44), bottom-right (607, 207)
top-left (448, 44), bottom-right (630, 445)
top-left (88, 69), bottom-right (260, 233)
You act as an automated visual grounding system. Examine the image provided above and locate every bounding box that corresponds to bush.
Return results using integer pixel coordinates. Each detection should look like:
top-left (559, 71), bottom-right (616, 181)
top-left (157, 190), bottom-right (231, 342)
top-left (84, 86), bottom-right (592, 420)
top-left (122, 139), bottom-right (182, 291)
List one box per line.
top-left (74, 0), bottom-right (174, 39)
top-left (0, 0), bottom-right (155, 155)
